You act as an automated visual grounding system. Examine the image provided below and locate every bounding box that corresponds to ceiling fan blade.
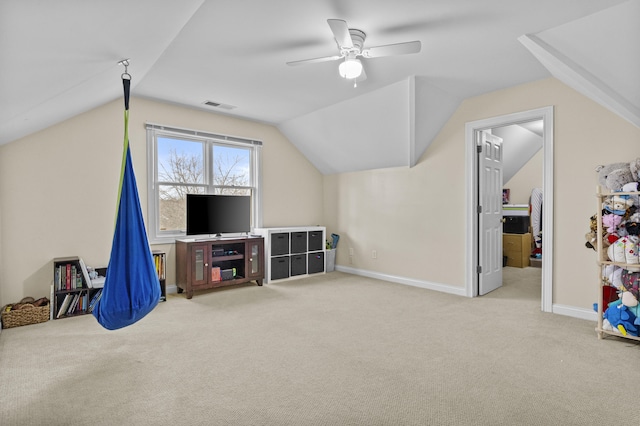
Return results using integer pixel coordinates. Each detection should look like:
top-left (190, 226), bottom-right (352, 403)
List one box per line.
top-left (362, 40), bottom-right (421, 58)
top-left (286, 55), bottom-right (342, 66)
top-left (327, 19), bottom-right (353, 49)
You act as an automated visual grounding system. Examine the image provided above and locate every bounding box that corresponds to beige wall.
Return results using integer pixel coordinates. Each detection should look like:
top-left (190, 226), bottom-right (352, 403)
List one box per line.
top-left (0, 97), bottom-right (323, 306)
top-left (504, 149), bottom-right (543, 205)
top-left (324, 78), bottom-right (640, 311)
top-left (2, 77), bottom-right (639, 314)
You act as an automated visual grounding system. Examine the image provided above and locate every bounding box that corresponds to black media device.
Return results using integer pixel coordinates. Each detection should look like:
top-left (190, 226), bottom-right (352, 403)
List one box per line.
top-left (186, 194), bottom-right (251, 236)
top-left (503, 215), bottom-right (530, 234)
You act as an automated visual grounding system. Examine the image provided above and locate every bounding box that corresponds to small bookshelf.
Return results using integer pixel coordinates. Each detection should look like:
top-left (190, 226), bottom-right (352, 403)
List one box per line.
top-left (52, 256), bottom-right (102, 320)
top-left (152, 251), bottom-right (166, 301)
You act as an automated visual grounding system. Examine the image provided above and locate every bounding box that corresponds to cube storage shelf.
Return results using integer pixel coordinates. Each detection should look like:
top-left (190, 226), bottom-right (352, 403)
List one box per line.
top-left (255, 226), bottom-right (326, 283)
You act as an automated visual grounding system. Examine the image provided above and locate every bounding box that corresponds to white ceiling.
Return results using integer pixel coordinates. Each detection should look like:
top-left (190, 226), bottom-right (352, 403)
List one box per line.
top-left (1, 0), bottom-right (637, 172)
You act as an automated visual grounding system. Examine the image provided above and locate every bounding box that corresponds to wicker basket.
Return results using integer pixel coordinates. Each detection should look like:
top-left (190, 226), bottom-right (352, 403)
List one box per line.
top-left (1, 300), bottom-right (50, 329)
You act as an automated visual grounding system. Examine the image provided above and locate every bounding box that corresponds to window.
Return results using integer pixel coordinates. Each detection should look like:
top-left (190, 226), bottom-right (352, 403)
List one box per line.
top-left (146, 124), bottom-right (262, 243)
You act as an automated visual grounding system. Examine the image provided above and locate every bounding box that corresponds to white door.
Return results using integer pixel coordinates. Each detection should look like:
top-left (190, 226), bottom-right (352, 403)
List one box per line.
top-left (478, 131), bottom-right (504, 295)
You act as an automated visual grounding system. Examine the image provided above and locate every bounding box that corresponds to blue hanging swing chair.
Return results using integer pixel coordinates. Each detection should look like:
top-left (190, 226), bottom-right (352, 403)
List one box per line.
top-left (93, 71), bottom-right (160, 330)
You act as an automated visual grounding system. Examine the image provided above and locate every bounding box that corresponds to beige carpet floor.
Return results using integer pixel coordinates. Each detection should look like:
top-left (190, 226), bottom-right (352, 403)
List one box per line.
top-left (1, 269), bottom-right (638, 425)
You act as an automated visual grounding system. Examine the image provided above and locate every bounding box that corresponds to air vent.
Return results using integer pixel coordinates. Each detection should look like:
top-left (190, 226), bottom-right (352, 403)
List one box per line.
top-left (203, 100), bottom-right (236, 110)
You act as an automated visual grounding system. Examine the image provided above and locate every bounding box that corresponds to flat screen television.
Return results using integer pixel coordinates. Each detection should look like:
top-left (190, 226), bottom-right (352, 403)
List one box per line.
top-left (186, 194), bottom-right (251, 236)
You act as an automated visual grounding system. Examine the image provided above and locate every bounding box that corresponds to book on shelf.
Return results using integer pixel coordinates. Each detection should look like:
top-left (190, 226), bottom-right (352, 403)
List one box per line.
top-left (57, 294), bottom-right (73, 318)
top-left (88, 289), bottom-right (102, 312)
top-left (67, 294), bottom-right (78, 315)
top-left (66, 263), bottom-right (71, 290)
top-left (50, 284), bottom-right (54, 321)
top-left (79, 258), bottom-right (91, 289)
top-left (153, 252), bottom-right (165, 280)
top-left (56, 264), bottom-right (67, 291)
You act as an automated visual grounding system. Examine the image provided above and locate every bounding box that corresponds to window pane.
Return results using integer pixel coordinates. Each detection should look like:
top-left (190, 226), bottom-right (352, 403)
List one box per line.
top-left (213, 145), bottom-right (250, 188)
top-left (158, 185), bottom-right (205, 232)
top-left (148, 126), bottom-right (260, 242)
top-left (158, 137), bottom-right (204, 184)
top-left (213, 188), bottom-right (251, 196)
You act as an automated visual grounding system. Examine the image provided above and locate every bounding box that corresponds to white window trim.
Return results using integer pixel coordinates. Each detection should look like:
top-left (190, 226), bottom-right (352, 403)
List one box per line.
top-left (146, 123), bottom-right (263, 244)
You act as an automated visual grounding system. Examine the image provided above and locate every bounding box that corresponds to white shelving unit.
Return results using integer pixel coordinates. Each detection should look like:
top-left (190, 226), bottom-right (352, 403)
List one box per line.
top-left (254, 226), bottom-right (326, 283)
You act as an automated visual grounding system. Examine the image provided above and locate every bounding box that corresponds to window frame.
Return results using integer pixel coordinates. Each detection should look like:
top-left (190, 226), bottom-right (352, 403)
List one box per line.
top-left (146, 123), bottom-right (262, 244)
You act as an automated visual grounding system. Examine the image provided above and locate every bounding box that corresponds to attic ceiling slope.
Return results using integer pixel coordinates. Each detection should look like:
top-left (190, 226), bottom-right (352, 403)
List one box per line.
top-left (519, 0), bottom-right (640, 128)
top-left (0, 0), bottom-right (205, 145)
top-left (0, 0), bottom-right (630, 147)
top-left (278, 80), bottom-right (411, 175)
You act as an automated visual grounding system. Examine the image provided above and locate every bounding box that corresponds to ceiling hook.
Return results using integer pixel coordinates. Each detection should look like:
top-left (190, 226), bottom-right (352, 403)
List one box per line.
top-left (118, 59), bottom-right (131, 80)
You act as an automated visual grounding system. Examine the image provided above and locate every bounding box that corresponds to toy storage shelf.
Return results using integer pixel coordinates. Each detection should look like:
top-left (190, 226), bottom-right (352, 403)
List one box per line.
top-left (595, 185), bottom-right (640, 341)
top-left (254, 226), bottom-right (326, 283)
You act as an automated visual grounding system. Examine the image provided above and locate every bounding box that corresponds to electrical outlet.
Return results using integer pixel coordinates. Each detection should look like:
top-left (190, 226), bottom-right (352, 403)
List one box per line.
top-left (372, 250), bottom-right (377, 259)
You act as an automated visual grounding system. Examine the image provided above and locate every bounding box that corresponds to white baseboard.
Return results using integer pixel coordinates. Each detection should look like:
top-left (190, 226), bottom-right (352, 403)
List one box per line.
top-left (167, 269), bottom-right (598, 323)
top-left (335, 266), bottom-right (598, 322)
top-left (552, 303), bottom-right (597, 322)
top-left (335, 265), bottom-right (467, 297)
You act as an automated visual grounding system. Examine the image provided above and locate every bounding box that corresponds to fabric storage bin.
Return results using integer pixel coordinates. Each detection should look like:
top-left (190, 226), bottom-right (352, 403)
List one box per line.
top-left (308, 231), bottom-right (324, 251)
top-left (271, 233), bottom-right (289, 256)
top-left (290, 254), bottom-right (307, 276)
top-left (308, 251), bottom-right (325, 274)
top-left (271, 256), bottom-right (290, 280)
top-left (291, 232), bottom-right (307, 254)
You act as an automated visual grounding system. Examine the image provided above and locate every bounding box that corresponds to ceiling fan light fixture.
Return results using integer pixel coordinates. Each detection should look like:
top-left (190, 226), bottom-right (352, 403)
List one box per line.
top-left (338, 58), bottom-right (363, 79)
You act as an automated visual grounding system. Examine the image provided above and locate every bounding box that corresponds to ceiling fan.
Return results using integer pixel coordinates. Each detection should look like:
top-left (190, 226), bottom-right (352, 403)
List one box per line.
top-left (286, 19), bottom-right (421, 84)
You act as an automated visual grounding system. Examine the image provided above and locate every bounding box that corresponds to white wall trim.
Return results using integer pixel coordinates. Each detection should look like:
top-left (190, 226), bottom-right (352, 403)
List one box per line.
top-left (335, 265), bottom-right (467, 297)
top-left (519, 34), bottom-right (640, 129)
top-left (552, 304), bottom-right (597, 322)
top-left (465, 106), bottom-right (554, 312)
top-left (169, 270), bottom-right (596, 323)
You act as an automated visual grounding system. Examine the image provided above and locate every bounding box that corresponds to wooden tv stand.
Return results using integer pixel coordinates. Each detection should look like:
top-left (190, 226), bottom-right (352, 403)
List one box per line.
top-left (175, 236), bottom-right (264, 299)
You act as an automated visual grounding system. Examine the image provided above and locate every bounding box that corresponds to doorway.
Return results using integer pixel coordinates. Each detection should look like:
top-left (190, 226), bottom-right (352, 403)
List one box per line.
top-left (464, 106), bottom-right (554, 312)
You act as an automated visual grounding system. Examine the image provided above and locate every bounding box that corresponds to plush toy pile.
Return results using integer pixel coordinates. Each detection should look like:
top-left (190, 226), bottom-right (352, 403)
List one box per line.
top-left (589, 158), bottom-right (640, 336)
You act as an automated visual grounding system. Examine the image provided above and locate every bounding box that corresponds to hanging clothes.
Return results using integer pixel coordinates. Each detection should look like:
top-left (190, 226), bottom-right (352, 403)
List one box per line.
top-left (530, 187), bottom-right (543, 249)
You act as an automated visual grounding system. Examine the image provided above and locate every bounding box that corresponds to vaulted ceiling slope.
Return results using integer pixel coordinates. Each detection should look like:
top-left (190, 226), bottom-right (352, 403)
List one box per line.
top-left (1, 1), bottom-right (636, 174)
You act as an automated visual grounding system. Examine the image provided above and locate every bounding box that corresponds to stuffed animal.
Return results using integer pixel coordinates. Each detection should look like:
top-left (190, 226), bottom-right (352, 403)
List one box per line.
top-left (596, 158), bottom-right (640, 191)
top-left (602, 264), bottom-right (623, 288)
top-left (620, 269), bottom-right (640, 307)
top-left (585, 213), bottom-right (617, 250)
top-left (622, 182), bottom-right (640, 206)
top-left (608, 298), bottom-right (640, 321)
top-left (608, 236), bottom-right (640, 271)
top-left (603, 194), bottom-right (634, 215)
top-left (603, 304), bottom-right (638, 336)
top-left (585, 213), bottom-right (599, 250)
top-left (625, 212), bottom-right (640, 236)
top-left (602, 214), bottom-right (622, 233)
